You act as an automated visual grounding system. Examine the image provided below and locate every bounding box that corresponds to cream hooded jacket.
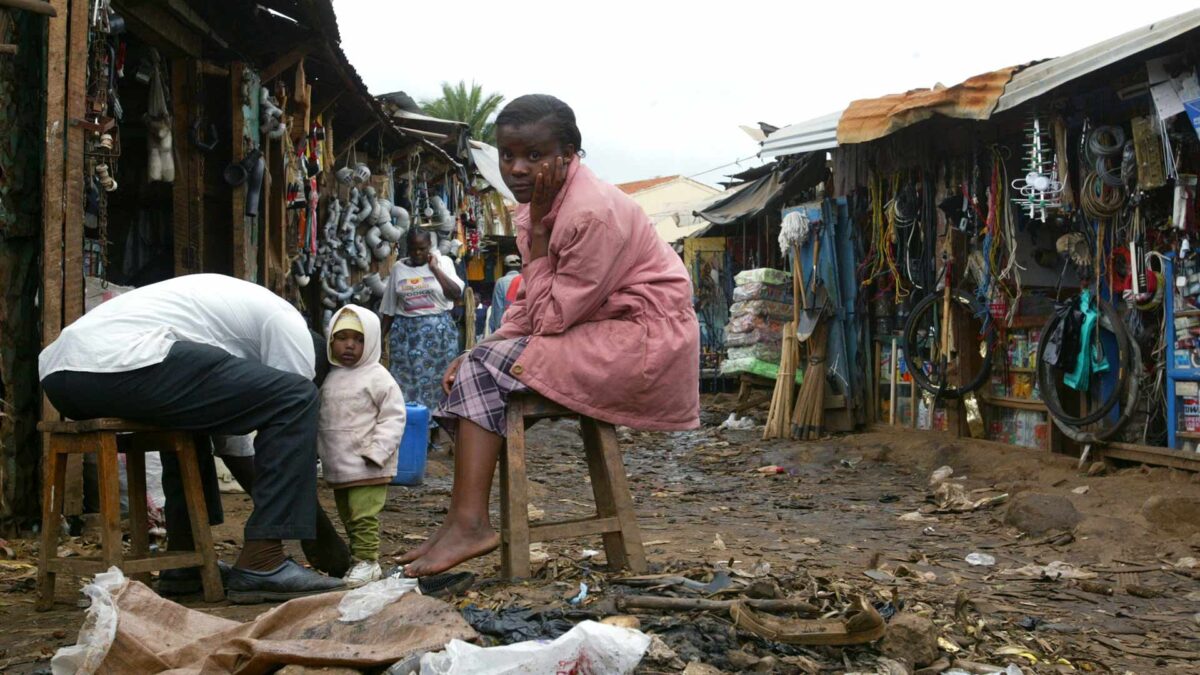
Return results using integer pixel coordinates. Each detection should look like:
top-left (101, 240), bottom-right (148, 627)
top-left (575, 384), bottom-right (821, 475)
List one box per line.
top-left (317, 305), bottom-right (407, 487)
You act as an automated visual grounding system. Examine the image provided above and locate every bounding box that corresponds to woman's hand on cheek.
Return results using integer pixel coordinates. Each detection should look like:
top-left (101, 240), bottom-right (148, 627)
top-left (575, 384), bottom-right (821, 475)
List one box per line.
top-left (530, 156), bottom-right (568, 223)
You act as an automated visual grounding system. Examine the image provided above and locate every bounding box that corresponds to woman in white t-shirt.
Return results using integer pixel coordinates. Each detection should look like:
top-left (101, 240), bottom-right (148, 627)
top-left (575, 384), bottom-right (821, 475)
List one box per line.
top-left (380, 229), bottom-right (465, 414)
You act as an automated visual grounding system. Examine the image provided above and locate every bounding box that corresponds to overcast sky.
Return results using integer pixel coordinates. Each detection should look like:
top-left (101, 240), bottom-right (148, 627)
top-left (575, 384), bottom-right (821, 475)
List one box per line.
top-left (336, 1), bottom-right (1199, 186)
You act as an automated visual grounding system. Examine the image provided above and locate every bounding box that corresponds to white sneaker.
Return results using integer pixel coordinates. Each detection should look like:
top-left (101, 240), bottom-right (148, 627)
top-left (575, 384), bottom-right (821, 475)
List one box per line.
top-left (344, 560), bottom-right (382, 586)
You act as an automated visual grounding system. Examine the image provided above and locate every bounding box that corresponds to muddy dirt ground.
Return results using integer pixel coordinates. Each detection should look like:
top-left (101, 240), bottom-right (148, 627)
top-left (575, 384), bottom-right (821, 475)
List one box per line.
top-left (2, 395), bottom-right (1199, 673)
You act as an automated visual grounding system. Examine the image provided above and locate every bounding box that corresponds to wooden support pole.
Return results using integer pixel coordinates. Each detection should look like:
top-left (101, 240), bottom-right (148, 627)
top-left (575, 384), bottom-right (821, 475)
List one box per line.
top-left (40, 0), bottom-right (68, 386)
top-left (62, 0), bottom-right (86, 325)
top-left (229, 62), bottom-right (248, 280)
top-left (0, 0), bottom-right (57, 16)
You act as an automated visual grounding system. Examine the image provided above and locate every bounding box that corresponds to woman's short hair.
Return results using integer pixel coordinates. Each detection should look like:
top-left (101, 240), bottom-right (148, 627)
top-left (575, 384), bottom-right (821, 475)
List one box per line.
top-left (406, 228), bottom-right (432, 247)
top-left (496, 94), bottom-right (584, 156)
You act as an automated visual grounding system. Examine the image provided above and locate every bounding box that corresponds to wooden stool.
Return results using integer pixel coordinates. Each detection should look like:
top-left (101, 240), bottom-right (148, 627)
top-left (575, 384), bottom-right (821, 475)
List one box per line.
top-left (499, 393), bottom-right (648, 578)
top-left (37, 418), bottom-right (224, 609)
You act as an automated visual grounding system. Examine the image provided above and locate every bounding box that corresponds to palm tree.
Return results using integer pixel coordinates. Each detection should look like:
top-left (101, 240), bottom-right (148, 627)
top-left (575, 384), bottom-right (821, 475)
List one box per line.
top-left (422, 81), bottom-right (505, 144)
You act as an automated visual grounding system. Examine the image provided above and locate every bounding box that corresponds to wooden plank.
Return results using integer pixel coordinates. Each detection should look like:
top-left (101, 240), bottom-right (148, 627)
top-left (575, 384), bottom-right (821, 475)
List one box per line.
top-left (529, 517), bottom-right (623, 544)
top-left (500, 402), bottom-right (531, 578)
top-left (48, 552), bottom-right (204, 575)
top-left (0, 0), bottom-right (57, 16)
top-left (36, 438), bottom-right (66, 610)
top-left (40, 0), bottom-right (67, 351)
top-left (0, 43), bottom-right (18, 55)
top-left (171, 59), bottom-right (203, 275)
top-left (175, 435), bottom-right (224, 601)
top-left (61, 0), bottom-right (86, 325)
top-left (259, 45), bottom-right (311, 83)
top-left (981, 396), bottom-right (1048, 412)
top-left (113, 1), bottom-right (201, 57)
top-left (1099, 443), bottom-right (1200, 472)
top-left (96, 434), bottom-right (124, 569)
top-left (229, 62), bottom-right (247, 280)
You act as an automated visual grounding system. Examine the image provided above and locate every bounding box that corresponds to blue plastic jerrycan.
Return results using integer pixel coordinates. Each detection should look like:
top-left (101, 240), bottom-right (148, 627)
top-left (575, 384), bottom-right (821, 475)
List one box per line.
top-left (392, 403), bottom-right (429, 486)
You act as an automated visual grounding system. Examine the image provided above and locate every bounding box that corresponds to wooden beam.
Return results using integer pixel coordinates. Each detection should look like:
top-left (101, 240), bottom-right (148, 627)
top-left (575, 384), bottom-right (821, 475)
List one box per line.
top-left (229, 62), bottom-right (248, 280)
top-left (165, 0), bottom-right (229, 49)
top-left (113, 1), bottom-right (201, 57)
top-left (1099, 443), bottom-right (1199, 472)
top-left (171, 59), bottom-right (202, 275)
top-left (0, 44), bottom-right (18, 55)
top-left (334, 120), bottom-right (380, 163)
top-left (62, 0), bottom-right (87, 326)
top-left (41, 0), bottom-right (67, 460)
top-left (0, 0), bottom-right (57, 16)
top-left (260, 45), bottom-right (311, 84)
top-left (198, 61), bottom-right (229, 77)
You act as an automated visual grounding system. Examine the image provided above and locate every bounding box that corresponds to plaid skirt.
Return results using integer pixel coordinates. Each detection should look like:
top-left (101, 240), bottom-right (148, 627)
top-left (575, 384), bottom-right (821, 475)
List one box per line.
top-left (435, 337), bottom-right (530, 437)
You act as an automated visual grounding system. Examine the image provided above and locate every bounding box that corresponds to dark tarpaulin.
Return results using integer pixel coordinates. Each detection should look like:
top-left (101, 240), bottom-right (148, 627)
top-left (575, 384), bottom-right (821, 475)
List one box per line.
top-left (696, 152), bottom-right (826, 227)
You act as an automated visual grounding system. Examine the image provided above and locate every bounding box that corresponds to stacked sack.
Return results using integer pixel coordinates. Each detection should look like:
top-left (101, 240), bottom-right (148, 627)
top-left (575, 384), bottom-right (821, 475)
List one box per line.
top-left (721, 268), bottom-right (800, 381)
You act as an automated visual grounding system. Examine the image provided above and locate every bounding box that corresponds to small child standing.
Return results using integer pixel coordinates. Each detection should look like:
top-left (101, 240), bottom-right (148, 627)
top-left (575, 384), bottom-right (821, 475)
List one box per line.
top-left (318, 305), bottom-right (407, 585)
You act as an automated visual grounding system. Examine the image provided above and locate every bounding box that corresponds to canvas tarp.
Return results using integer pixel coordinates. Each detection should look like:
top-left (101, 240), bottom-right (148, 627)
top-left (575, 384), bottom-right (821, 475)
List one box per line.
top-left (695, 152), bottom-right (827, 227)
top-left (89, 579), bottom-right (475, 674)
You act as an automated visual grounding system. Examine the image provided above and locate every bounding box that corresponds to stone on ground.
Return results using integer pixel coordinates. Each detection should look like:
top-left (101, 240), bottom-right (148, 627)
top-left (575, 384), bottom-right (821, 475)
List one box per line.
top-left (1004, 492), bottom-right (1082, 534)
top-left (880, 613), bottom-right (939, 668)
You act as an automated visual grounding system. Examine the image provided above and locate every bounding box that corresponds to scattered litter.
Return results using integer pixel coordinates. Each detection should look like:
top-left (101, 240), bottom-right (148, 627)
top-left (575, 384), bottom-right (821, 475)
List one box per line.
top-left (899, 511), bottom-right (937, 523)
top-left (929, 466), bottom-right (954, 485)
top-left (800, 537), bottom-right (822, 545)
top-left (568, 582), bottom-right (589, 605)
top-left (338, 575), bottom-right (421, 623)
top-left (730, 595), bottom-right (886, 645)
top-left (420, 620), bottom-right (651, 675)
top-left (712, 533), bottom-right (726, 551)
top-left (529, 543), bottom-right (549, 566)
top-left (527, 504), bottom-right (545, 522)
top-left (878, 494), bottom-right (900, 503)
top-left (581, 549), bottom-right (601, 559)
top-left (937, 635), bottom-right (962, 653)
top-left (1001, 560), bottom-right (1097, 580)
top-left (933, 481), bottom-right (1009, 512)
top-left (840, 456), bottom-right (863, 469)
top-left (756, 465), bottom-right (787, 475)
top-left (718, 413), bottom-right (757, 430)
top-left (864, 569), bottom-right (895, 583)
top-left (1174, 556), bottom-right (1198, 569)
top-left (460, 606), bottom-right (575, 645)
top-left (52, 567), bottom-right (125, 675)
top-left (966, 552), bottom-right (997, 567)
top-left (1071, 485), bottom-right (1090, 495)
top-left (601, 615), bottom-right (641, 630)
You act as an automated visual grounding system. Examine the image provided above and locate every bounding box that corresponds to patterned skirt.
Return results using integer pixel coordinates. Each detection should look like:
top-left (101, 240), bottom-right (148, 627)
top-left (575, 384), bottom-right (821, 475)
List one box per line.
top-left (388, 313), bottom-right (460, 419)
top-left (435, 337), bottom-right (530, 437)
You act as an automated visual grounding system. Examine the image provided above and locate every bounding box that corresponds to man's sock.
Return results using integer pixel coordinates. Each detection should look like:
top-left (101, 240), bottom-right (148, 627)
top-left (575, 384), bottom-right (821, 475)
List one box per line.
top-left (235, 539), bottom-right (286, 571)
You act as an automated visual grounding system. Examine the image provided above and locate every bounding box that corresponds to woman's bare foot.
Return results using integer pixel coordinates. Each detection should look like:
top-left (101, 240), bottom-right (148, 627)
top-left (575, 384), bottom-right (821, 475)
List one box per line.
top-left (404, 523), bottom-right (500, 577)
top-left (394, 522), bottom-right (449, 564)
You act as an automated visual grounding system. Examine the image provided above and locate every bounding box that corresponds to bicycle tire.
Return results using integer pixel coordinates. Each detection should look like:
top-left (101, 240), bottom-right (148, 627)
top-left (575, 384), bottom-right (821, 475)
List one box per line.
top-left (1048, 338), bottom-right (1140, 444)
top-left (902, 290), bottom-right (995, 399)
top-left (1035, 298), bottom-right (1132, 426)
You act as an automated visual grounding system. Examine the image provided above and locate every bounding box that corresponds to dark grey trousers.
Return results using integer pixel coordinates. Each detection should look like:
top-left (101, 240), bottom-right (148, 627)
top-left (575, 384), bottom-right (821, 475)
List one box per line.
top-left (42, 341), bottom-right (319, 540)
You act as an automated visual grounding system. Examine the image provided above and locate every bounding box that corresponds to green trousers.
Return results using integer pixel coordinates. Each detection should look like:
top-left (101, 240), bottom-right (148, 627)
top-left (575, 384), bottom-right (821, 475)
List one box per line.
top-left (334, 484), bottom-right (388, 561)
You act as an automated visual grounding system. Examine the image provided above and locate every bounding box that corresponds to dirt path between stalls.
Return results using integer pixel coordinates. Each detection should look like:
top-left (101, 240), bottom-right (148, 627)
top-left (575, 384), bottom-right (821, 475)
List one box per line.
top-left (3, 396), bottom-right (1200, 673)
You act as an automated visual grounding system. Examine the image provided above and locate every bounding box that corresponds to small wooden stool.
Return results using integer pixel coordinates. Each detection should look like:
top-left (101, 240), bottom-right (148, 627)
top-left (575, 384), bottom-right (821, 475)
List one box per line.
top-left (499, 393), bottom-right (648, 578)
top-left (37, 418), bottom-right (224, 609)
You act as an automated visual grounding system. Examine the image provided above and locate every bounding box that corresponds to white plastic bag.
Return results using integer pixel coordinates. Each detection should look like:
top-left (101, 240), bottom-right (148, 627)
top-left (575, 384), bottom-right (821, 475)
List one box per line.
top-left (51, 567), bottom-right (127, 675)
top-left (420, 620), bottom-right (651, 675)
top-left (338, 575), bottom-right (421, 622)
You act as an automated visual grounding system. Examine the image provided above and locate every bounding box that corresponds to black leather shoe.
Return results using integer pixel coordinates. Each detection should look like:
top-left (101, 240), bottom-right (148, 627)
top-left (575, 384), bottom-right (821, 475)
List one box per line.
top-left (157, 560), bottom-right (232, 596)
top-left (226, 558), bottom-right (345, 604)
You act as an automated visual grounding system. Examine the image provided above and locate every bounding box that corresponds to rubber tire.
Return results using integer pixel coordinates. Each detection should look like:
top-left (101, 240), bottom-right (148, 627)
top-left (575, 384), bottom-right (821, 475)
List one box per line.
top-left (1036, 298), bottom-right (1132, 427)
top-left (902, 290), bottom-right (995, 399)
top-left (1048, 338), bottom-right (1140, 444)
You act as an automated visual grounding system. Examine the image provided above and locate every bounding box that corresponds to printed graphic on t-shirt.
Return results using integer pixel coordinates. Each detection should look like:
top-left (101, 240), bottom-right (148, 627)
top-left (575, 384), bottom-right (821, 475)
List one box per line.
top-left (398, 275), bottom-right (439, 313)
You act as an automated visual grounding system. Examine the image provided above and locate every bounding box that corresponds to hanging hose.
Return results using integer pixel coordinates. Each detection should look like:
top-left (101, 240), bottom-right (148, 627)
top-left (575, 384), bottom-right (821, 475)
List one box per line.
top-left (1080, 172), bottom-right (1124, 220)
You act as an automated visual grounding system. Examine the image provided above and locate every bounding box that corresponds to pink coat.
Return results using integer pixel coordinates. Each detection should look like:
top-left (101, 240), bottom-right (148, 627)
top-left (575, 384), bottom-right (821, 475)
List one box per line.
top-left (494, 162), bottom-right (700, 430)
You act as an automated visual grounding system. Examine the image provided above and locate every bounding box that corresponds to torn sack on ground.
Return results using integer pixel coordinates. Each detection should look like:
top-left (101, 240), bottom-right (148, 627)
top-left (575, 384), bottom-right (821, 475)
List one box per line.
top-left (56, 571), bottom-right (474, 674)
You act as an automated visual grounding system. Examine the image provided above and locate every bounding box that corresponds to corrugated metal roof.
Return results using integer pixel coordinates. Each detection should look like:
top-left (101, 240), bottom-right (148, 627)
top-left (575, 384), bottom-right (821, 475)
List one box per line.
top-left (760, 110), bottom-right (842, 158)
top-left (994, 8), bottom-right (1200, 114)
top-left (837, 67), bottom-right (1017, 145)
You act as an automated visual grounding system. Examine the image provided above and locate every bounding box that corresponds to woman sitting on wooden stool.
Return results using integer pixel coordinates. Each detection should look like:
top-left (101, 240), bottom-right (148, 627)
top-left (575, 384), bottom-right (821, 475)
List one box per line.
top-left (399, 94), bottom-right (700, 577)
